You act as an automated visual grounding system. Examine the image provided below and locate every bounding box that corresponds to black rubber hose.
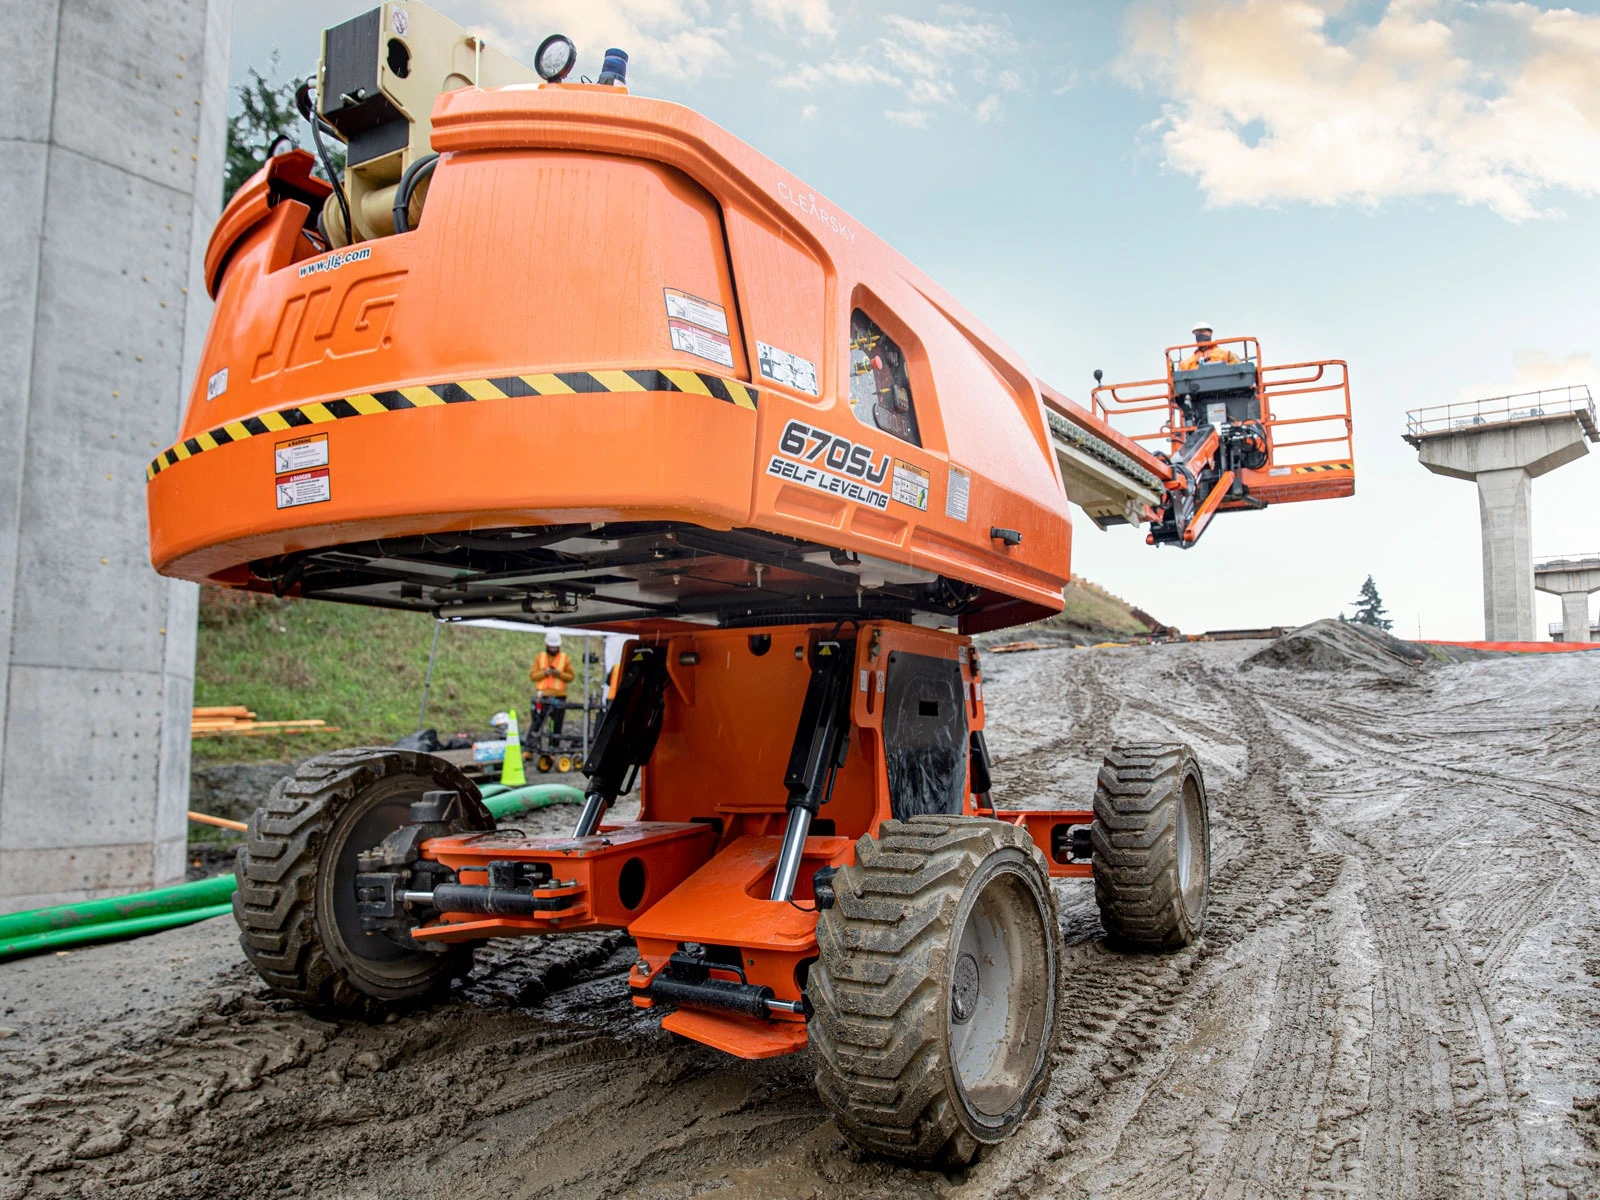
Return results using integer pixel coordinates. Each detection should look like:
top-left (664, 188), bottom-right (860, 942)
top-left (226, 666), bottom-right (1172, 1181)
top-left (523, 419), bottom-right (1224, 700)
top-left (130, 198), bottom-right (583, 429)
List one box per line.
top-left (295, 78), bottom-right (352, 243)
top-left (392, 152), bottom-right (439, 235)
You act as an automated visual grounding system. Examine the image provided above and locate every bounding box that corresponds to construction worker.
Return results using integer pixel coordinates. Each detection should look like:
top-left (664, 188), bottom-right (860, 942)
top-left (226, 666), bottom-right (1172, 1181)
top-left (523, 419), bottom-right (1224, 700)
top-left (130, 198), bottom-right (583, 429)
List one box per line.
top-left (530, 632), bottom-right (575, 737)
top-left (1178, 322), bottom-right (1241, 370)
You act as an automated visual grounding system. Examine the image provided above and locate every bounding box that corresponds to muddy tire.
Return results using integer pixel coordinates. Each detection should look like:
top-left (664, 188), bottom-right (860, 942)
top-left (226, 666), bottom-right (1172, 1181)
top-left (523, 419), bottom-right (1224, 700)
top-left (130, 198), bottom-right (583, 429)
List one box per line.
top-left (1091, 743), bottom-right (1209, 950)
top-left (233, 748), bottom-right (494, 1016)
top-left (809, 815), bottom-right (1060, 1166)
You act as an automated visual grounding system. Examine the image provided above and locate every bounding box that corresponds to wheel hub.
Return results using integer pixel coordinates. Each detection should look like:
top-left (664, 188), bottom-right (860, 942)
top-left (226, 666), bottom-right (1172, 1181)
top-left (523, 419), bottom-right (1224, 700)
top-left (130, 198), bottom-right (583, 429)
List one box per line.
top-left (950, 952), bottom-right (980, 1024)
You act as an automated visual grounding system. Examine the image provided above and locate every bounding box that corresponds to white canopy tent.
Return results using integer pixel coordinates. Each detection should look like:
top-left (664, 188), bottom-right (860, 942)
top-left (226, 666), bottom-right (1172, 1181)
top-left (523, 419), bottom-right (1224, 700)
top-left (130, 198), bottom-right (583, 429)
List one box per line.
top-left (415, 620), bottom-right (632, 758)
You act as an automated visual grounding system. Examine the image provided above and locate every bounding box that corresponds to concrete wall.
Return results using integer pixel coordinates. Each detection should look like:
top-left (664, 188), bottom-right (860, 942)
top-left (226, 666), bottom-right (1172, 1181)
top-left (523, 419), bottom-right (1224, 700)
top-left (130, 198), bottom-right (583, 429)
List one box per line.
top-left (0, 0), bottom-right (231, 911)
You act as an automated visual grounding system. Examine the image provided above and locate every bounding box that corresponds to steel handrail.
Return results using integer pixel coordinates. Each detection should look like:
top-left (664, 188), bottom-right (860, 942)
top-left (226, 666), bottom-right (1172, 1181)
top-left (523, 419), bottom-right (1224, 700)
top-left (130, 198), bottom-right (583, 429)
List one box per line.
top-left (1405, 385), bottom-right (1595, 438)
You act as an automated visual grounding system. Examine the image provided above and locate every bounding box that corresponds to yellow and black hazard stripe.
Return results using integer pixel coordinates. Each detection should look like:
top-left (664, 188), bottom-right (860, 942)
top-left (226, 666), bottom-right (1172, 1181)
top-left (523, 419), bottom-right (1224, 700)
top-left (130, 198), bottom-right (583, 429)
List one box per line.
top-left (1292, 462), bottom-right (1353, 473)
top-left (146, 368), bottom-right (759, 481)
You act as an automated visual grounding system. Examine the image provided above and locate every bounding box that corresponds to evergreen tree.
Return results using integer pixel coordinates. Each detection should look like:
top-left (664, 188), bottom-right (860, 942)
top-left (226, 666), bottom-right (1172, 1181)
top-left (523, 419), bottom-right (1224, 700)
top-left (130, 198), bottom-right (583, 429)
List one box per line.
top-left (223, 52), bottom-right (343, 202)
top-left (1348, 575), bottom-right (1393, 631)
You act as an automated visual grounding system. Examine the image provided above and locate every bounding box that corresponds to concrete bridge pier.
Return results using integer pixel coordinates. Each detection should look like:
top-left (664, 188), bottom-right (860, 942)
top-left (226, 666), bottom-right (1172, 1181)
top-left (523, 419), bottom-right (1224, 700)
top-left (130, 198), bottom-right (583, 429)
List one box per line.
top-left (1535, 556), bottom-right (1600, 643)
top-left (0, 1), bottom-right (230, 910)
top-left (1406, 403), bottom-right (1596, 641)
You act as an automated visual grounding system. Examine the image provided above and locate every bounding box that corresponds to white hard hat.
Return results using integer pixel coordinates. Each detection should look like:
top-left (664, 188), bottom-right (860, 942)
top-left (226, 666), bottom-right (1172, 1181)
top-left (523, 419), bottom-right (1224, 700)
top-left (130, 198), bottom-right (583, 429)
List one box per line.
top-left (545, 631), bottom-right (562, 647)
top-left (1192, 320), bottom-right (1213, 333)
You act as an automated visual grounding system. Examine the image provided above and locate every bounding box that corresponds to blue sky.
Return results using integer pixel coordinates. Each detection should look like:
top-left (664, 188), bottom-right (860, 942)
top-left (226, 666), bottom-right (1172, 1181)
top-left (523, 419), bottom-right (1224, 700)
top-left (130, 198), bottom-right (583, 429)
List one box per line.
top-left (230, 0), bottom-right (1600, 639)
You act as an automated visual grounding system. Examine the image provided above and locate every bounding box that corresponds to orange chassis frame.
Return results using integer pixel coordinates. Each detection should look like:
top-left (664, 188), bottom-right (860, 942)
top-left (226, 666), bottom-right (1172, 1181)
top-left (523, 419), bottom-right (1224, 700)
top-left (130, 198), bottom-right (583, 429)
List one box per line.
top-left (408, 620), bottom-right (1089, 1059)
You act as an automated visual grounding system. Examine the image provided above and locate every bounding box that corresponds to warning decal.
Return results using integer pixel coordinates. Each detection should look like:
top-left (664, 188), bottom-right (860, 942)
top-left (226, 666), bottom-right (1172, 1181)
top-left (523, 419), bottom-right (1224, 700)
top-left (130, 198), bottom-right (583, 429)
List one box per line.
top-left (668, 319), bottom-right (734, 368)
top-left (946, 464), bottom-right (971, 521)
top-left (275, 467), bottom-right (330, 509)
top-left (274, 432), bottom-right (328, 475)
top-left (663, 288), bottom-right (729, 335)
top-left (891, 459), bottom-right (929, 511)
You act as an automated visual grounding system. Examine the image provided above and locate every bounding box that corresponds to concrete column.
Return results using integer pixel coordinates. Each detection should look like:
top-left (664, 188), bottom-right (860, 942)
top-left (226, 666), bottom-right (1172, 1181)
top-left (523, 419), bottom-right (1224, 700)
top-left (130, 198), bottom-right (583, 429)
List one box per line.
top-left (1475, 468), bottom-right (1534, 642)
top-left (0, 0), bottom-right (231, 911)
top-left (1411, 419), bottom-right (1591, 643)
top-left (1561, 593), bottom-right (1592, 643)
top-left (1535, 558), bottom-right (1600, 643)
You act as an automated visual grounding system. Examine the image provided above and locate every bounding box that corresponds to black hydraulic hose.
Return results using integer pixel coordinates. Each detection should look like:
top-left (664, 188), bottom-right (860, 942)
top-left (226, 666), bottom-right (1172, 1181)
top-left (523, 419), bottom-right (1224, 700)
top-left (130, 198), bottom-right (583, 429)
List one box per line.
top-left (295, 78), bottom-right (352, 243)
top-left (392, 152), bottom-right (439, 235)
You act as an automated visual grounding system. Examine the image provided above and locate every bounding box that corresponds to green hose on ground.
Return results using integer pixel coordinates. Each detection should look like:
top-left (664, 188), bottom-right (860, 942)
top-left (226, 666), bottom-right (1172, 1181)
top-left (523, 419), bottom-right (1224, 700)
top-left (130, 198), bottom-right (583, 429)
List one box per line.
top-left (0, 902), bottom-right (235, 961)
top-left (0, 874), bottom-right (238, 942)
top-left (483, 783), bottom-right (584, 819)
top-left (0, 785), bottom-right (583, 962)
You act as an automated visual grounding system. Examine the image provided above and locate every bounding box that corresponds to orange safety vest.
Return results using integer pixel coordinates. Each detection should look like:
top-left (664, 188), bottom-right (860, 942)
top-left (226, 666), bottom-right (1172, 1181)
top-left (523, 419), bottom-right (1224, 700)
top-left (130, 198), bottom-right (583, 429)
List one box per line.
top-left (1178, 344), bottom-right (1241, 370)
top-left (531, 649), bottom-right (574, 697)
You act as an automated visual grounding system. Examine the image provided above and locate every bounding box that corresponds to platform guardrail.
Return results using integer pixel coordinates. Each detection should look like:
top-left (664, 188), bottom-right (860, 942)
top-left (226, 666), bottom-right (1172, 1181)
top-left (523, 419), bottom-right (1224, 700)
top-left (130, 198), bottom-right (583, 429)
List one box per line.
top-left (1405, 385), bottom-right (1597, 442)
top-left (1535, 552), bottom-right (1600, 572)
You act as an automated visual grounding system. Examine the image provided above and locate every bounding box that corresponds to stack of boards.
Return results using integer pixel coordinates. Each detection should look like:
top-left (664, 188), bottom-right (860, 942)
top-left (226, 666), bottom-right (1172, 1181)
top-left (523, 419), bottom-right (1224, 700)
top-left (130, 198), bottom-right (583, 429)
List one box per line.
top-left (191, 705), bottom-right (337, 739)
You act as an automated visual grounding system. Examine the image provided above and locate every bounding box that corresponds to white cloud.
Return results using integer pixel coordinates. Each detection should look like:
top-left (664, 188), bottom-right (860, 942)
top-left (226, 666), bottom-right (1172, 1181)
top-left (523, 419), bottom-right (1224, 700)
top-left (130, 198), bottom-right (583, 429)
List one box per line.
top-left (800, 102), bottom-right (818, 120)
top-left (1458, 350), bottom-right (1596, 403)
top-left (1118, 0), bottom-right (1600, 221)
top-left (885, 108), bottom-right (932, 129)
top-left (775, 6), bottom-right (1024, 126)
top-left (751, 0), bottom-right (836, 39)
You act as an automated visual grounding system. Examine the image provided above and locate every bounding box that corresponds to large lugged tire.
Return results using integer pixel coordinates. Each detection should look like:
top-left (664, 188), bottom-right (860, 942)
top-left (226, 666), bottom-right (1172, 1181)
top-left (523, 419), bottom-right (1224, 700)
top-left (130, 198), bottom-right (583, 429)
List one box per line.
top-left (233, 748), bottom-right (494, 1015)
top-left (1091, 743), bottom-right (1209, 950)
top-left (809, 816), bottom-right (1060, 1165)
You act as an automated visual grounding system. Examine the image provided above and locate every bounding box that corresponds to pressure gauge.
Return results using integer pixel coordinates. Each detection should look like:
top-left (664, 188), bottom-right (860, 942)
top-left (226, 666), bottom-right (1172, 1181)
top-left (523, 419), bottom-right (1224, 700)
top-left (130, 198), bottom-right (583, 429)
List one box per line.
top-left (535, 34), bottom-right (577, 83)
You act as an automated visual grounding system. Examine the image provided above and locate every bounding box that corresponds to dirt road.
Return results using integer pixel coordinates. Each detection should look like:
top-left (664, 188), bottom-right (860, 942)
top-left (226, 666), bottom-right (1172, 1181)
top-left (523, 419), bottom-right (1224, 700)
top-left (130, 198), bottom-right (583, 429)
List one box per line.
top-left (2, 638), bottom-right (1597, 1199)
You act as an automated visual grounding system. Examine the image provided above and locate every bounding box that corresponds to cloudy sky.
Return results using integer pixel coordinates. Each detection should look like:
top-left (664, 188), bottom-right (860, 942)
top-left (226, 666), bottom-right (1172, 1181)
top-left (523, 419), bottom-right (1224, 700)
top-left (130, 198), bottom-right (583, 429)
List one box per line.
top-left (230, 0), bottom-right (1600, 639)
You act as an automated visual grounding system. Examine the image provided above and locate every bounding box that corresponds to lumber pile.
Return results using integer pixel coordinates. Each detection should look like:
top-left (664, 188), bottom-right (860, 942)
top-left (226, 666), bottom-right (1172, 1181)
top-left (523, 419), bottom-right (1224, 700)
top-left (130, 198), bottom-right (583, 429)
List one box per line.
top-left (191, 706), bottom-right (338, 738)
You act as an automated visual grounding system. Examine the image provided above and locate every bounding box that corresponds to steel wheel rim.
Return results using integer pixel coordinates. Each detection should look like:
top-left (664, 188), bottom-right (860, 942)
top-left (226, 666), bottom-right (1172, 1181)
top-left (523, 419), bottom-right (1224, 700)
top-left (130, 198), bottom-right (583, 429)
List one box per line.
top-left (323, 777), bottom-right (429, 978)
top-left (1176, 774), bottom-right (1204, 913)
top-left (947, 863), bottom-right (1051, 1121)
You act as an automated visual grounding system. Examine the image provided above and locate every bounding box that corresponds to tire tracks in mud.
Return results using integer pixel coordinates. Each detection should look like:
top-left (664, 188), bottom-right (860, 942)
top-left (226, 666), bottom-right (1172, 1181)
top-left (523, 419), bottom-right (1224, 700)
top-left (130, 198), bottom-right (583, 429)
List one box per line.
top-left (986, 667), bottom-right (1349, 1199)
top-left (4, 645), bottom-right (1596, 1199)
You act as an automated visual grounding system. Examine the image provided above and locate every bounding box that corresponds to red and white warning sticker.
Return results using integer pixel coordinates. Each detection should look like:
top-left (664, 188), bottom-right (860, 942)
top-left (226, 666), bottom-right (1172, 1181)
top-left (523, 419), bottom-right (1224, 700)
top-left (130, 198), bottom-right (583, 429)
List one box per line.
top-left (668, 319), bottom-right (734, 367)
top-left (274, 432), bottom-right (328, 474)
top-left (664, 288), bottom-right (734, 367)
top-left (275, 467), bottom-right (330, 509)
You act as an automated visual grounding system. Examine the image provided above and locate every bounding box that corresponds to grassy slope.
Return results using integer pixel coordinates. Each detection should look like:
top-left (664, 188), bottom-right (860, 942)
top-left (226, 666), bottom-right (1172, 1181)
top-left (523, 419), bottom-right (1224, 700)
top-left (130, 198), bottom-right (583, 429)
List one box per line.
top-left (1050, 577), bottom-right (1155, 637)
top-left (193, 589), bottom-right (604, 762)
top-left (194, 577), bottom-right (1156, 762)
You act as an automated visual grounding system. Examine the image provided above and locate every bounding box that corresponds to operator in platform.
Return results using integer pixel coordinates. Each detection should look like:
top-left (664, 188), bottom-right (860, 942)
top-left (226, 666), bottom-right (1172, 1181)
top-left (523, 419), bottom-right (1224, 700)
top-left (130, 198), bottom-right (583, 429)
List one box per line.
top-left (530, 632), bottom-right (575, 737)
top-left (1178, 321), bottom-right (1241, 369)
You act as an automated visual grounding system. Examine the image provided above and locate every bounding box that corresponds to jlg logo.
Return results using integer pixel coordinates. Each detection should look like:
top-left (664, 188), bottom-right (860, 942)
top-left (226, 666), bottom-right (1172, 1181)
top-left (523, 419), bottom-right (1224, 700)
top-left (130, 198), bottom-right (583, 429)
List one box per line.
top-left (252, 271), bottom-right (407, 381)
top-left (776, 420), bottom-right (890, 484)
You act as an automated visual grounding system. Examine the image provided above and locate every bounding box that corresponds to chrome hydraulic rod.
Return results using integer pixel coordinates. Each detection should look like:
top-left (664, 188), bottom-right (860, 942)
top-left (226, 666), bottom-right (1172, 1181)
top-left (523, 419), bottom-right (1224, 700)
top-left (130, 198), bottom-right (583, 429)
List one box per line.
top-left (769, 807), bottom-right (814, 904)
top-left (769, 634), bottom-right (855, 902)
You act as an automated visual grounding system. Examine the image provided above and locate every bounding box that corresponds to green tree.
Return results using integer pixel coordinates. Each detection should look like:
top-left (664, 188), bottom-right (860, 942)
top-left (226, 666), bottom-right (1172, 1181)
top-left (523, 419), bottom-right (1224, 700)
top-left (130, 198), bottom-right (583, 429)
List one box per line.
top-left (223, 52), bottom-right (343, 202)
top-left (1348, 575), bottom-right (1393, 631)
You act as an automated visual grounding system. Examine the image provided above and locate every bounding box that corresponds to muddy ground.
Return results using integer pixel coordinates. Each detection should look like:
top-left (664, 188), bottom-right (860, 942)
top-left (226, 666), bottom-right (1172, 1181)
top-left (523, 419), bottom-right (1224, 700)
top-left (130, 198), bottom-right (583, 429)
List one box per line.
top-left (2, 637), bottom-right (1597, 1199)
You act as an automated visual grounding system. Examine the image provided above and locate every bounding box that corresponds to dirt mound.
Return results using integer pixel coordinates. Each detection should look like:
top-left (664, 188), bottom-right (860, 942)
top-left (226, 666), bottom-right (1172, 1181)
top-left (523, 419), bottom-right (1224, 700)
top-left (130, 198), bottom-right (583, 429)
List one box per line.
top-left (1241, 618), bottom-right (1433, 676)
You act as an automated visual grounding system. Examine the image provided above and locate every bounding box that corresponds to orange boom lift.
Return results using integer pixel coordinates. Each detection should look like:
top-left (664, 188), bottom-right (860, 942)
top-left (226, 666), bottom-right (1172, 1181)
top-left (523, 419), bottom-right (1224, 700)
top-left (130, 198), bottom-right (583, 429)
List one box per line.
top-left (147, 5), bottom-right (1353, 1165)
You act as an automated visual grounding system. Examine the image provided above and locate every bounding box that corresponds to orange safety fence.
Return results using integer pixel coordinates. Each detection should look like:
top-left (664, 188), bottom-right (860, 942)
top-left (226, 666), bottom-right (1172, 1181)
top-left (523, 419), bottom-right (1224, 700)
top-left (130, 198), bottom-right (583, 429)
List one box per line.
top-left (1422, 640), bottom-right (1600, 654)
